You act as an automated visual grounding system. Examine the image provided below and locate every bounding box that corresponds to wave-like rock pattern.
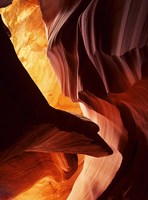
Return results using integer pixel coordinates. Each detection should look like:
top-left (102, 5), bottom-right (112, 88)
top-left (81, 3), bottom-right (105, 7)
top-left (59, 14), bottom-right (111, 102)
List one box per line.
top-left (39, 0), bottom-right (148, 199)
top-left (0, 0), bottom-right (148, 199)
top-left (0, 11), bottom-right (111, 199)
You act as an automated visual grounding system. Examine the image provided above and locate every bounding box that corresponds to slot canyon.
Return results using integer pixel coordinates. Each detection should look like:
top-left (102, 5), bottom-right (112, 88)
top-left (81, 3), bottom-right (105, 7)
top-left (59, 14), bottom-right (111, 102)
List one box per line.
top-left (0, 0), bottom-right (148, 199)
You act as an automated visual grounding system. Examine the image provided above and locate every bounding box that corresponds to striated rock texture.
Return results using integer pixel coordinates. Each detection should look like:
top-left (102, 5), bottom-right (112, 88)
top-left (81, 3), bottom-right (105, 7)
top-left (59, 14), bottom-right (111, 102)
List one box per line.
top-left (39, 0), bottom-right (148, 199)
top-left (0, 0), bottom-right (148, 199)
top-left (0, 10), bottom-right (112, 199)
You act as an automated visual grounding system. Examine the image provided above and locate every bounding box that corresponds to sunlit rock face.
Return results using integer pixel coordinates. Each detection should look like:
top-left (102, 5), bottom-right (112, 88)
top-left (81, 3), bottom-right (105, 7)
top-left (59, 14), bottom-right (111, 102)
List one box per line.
top-left (0, 0), bottom-right (148, 200)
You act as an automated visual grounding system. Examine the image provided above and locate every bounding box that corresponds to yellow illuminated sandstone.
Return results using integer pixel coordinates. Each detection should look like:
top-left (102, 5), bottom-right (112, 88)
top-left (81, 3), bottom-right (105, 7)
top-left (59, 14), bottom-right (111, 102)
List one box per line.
top-left (0, 1), bottom-right (81, 199)
top-left (0, 0), bottom-right (81, 114)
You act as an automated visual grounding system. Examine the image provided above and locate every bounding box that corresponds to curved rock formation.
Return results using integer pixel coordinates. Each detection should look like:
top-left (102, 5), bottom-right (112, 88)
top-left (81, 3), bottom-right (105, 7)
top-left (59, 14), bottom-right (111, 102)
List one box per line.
top-left (39, 0), bottom-right (148, 199)
top-left (0, 11), bottom-right (111, 200)
top-left (0, 0), bottom-right (148, 199)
